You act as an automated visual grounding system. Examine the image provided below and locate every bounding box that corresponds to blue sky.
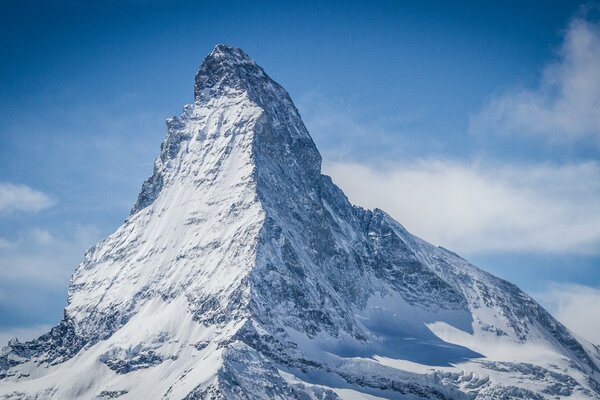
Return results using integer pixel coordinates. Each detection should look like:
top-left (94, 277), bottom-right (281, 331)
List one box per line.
top-left (1, 0), bottom-right (599, 344)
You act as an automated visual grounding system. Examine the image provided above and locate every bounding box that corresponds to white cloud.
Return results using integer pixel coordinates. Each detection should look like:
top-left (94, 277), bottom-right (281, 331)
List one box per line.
top-left (30, 228), bottom-right (55, 245)
top-left (470, 15), bottom-right (600, 144)
top-left (534, 284), bottom-right (600, 345)
top-left (0, 226), bottom-right (101, 345)
top-left (0, 238), bottom-right (14, 250)
top-left (0, 225), bottom-right (100, 287)
top-left (0, 183), bottom-right (54, 214)
top-left (0, 325), bottom-right (52, 348)
top-left (325, 159), bottom-right (600, 254)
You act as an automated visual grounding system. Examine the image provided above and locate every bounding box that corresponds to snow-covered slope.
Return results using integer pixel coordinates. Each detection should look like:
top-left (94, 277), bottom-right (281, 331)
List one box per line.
top-left (1, 45), bottom-right (599, 400)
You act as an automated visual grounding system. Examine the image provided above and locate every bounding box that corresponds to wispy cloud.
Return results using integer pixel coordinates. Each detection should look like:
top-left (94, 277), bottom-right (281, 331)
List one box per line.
top-left (325, 159), bottom-right (600, 254)
top-left (0, 238), bottom-right (14, 250)
top-left (534, 283), bottom-right (600, 345)
top-left (0, 183), bottom-right (54, 214)
top-left (0, 224), bottom-right (102, 333)
top-left (298, 91), bottom-right (427, 160)
top-left (470, 14), bottom-right (600, 144)
top-left (0, 225), bottom-right (100, 287)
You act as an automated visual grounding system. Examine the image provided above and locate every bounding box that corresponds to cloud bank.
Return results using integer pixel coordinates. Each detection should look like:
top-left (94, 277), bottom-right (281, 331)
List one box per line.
top-left (325, 159), bottom-right (600, 254)
top-left (535, 284), bottom-right (600, 345)
top-left (471, 16), bottom-right (600, 144)
top-left (0, 225), bottom-right (101, 332)
top-left (0, 183), bottom-right (54, 214)
top-left (0, 226), bottom-right (99, 287)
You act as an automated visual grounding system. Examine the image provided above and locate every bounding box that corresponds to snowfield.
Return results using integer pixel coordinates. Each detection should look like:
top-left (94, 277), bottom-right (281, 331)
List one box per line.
top-left (1, 45), bottom-right (599, 399)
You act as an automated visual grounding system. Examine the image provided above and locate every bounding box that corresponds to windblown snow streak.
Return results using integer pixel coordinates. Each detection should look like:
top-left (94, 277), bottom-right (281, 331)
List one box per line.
top-left (1, 45), bottom-right (599, 399)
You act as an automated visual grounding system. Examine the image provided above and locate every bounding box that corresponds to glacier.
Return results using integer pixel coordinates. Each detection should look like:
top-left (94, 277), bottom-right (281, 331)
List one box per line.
top-left (1, 44), bottom-right (599, 399)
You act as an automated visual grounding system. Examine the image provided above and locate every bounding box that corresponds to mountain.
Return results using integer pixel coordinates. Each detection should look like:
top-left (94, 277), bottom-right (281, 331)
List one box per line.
top-left (1, 45), bottom-right (599, 400)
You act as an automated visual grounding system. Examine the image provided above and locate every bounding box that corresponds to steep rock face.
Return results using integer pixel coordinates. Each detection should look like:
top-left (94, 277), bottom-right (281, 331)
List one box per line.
top-left (1, 45), bottom-right (599, 399)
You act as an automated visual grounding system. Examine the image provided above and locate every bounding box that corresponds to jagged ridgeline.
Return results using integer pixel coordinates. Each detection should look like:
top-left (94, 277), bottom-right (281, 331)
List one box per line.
top-left (1, 45), bottom-right (599, 400)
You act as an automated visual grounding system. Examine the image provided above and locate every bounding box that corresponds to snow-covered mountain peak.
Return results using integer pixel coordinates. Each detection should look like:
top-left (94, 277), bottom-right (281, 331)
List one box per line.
top-left (133, 45), bottom-right (319, 215)
top-left (209, 44), bottom-right (251, 63)
top-left (194, 45), bottom-right (302, 125)
top-left (2, 46), bottom-right (600, 400)
top-left (194, 45), bottom-right (257, 97)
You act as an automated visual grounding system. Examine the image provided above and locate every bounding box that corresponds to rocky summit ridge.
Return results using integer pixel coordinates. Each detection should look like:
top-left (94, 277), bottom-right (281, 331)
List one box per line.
top-left (1, 45), bottom-right (599, 400)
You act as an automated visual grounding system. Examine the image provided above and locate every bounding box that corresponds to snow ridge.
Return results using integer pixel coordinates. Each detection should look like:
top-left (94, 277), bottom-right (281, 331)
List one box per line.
top-left (1, 45), bottom-right (599, 400)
